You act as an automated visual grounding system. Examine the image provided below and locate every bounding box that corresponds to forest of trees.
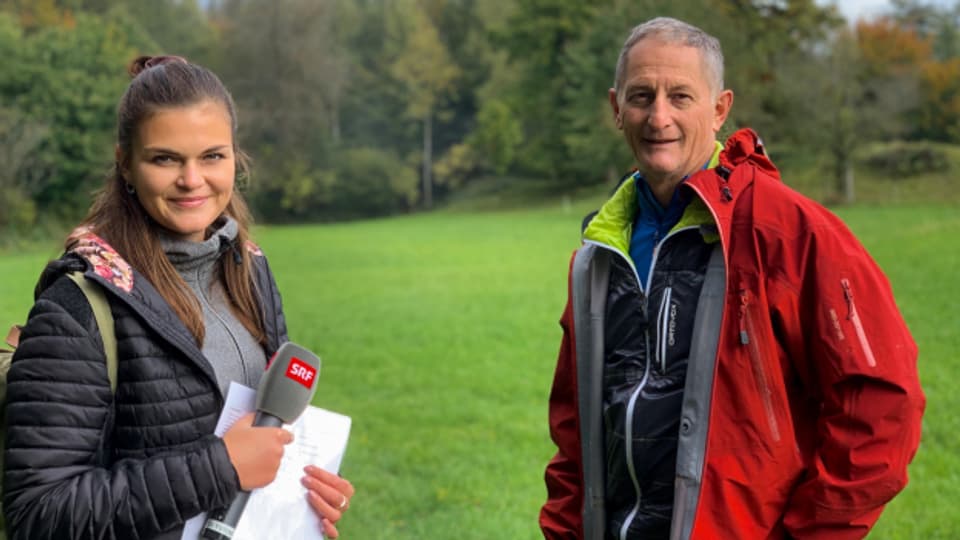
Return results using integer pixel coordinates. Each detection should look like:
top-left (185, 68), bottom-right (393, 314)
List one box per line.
top-left (1, 0), bottom-right (959, 235)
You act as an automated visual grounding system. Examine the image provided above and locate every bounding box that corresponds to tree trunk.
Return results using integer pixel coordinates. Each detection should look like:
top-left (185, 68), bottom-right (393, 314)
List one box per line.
top-left (843, 158), bottom-right (855, 204)
top-left (422, 109), bottom-right (433, 209)
top-left (330, 100), bottom-right (340, 145)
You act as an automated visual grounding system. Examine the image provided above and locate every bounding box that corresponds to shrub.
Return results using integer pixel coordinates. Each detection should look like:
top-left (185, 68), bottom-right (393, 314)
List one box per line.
top-left (329, 148), bottom-right (418, 219)
top-left (862, 144), bottom-right (950, 177)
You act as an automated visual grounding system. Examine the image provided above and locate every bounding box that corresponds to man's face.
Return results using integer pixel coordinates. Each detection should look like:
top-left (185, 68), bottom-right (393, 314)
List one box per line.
top-left (609, 39), bottom-right (732, 188)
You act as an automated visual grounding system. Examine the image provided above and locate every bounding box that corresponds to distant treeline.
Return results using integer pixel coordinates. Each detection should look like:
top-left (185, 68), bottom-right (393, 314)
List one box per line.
top-left (1, 0), bottom-right (959, 233)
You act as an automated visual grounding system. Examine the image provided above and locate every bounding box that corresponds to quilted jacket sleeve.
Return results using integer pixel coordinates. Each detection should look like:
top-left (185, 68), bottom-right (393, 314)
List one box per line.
top-left (3, 277), bottom-right (240, 540)
top-left (540, 252), bottom-right (584, 539)
top-left (776, 213), bottom-right (925, 539)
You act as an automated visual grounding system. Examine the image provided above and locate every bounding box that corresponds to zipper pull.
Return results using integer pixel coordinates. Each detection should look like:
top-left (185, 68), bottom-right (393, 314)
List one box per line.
top-left (839, 277), bottom-right (879, 368)
top-left (739, 289), bottom-right (750, 345)
top-left (841, 278), bottom-right (854, 318)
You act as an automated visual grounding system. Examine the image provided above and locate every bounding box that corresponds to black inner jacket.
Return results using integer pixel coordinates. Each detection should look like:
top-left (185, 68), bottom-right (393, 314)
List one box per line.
top-left (602, 228), bottom-right (714, 539)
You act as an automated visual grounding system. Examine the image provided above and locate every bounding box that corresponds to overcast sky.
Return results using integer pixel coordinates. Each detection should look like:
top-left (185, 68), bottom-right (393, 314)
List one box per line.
top-left (817, 0), bottom-right (957, 22)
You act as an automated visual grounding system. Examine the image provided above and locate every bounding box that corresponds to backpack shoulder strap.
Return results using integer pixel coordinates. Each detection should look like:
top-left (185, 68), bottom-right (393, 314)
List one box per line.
top-left (67, 272), bottom-right (118, 393)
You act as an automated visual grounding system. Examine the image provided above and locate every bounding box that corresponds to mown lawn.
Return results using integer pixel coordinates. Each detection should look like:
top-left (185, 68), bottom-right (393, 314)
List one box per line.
top-left (0, 202), bottom-right (956, 539)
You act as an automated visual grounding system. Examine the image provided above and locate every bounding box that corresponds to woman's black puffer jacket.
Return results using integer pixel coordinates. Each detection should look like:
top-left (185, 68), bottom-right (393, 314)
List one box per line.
top-left (3, 236), bottom-right (288, 540)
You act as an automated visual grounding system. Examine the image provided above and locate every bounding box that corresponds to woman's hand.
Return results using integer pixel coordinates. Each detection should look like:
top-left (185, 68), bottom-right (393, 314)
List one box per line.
top-left (301, 465), bottom-right (355, 539)
top-left (222, 412), bottom-right (294, 490)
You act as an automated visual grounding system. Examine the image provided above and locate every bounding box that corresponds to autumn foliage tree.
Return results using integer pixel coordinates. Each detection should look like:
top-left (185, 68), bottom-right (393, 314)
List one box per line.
top-left (917, 58), bottom-right (960, 142)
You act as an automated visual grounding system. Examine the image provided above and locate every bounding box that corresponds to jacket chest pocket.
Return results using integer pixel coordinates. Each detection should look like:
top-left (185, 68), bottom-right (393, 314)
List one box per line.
top-left (737, 287), bottom-right (788, 445)
top-left (837, 277), bottom-right (878, 368)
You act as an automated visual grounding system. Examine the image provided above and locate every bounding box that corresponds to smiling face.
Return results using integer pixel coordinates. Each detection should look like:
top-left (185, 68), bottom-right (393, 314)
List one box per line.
top-left (609, 38), bottom-right (732, 190)
top-left (121, 100), bottom-right (235, 242)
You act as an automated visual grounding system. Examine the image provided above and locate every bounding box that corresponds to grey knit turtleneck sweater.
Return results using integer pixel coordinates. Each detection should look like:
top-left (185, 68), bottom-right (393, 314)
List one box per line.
top-left (161, 217), bottom-right (267, 396)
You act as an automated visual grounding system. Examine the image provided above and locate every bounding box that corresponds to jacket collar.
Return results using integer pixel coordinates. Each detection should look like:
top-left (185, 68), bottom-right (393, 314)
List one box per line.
top-left (55, 226), bottom-right (269, 402)
top-left (583, 141), bottom-right (723, 255)
top-left (682, 128), bottom-right (780, 249)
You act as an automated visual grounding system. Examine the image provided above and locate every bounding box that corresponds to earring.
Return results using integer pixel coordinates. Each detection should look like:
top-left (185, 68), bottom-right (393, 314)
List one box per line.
top-left (125, 183), bottom-right (136, 195)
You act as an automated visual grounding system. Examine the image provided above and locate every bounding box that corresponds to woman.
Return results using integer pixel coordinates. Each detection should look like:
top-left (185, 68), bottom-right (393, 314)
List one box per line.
top-left (3, 56), bottom-right (353, 539)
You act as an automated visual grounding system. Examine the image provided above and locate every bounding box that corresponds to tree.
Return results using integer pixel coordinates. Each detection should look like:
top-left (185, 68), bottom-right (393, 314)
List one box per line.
top-left (857, 16), bottom-right (932, 78)
top-left (216, 0), bottom-right (356, 217)
top-left (776, 16), bottom-right (925, 203)
top-left (219, 0), bottom-right (345, 150)
top-left (495, 0), bottom-right (595, 181)
top-left (888, 0), bottom-right (940, 40)
top-left (0, 9), bottom-right (141, 218)
top-left (470, 99), bottom-right (522, 176)
top-left (387, 0), bottom-right (460, 209)
top-left (714, 0), bottom-right (842, 140)
top-left (0, 0), bottom-right (73, 30)
top-left (108, 1), bottom-right (217, 64)
top-left (882, 1), bottom-right (960, 142)
top-left (0, 106), bottom-right (46, 230)
top-left (817, 30), bottom-right (862, 203)
top-left (917, 58), bottom-right (960, 142)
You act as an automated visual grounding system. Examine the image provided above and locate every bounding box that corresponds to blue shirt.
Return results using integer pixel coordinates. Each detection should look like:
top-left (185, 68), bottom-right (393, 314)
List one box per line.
top-left (628, 173), bottom-right (691, 289)
top-left (627, 143), bottom-right (721, 289)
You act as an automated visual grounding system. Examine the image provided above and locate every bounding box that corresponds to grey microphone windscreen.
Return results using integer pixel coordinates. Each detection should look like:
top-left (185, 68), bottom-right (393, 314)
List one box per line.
top-left (256, 341), bottom-right (321, 423)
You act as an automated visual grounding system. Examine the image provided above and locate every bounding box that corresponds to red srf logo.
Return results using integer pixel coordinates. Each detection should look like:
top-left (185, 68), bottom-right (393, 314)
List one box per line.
top-left (286, 357), bottom-right (316, 389)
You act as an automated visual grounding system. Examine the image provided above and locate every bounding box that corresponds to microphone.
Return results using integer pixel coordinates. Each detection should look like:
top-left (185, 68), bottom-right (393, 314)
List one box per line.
top-left (200, 341), bottom-right (321, 540)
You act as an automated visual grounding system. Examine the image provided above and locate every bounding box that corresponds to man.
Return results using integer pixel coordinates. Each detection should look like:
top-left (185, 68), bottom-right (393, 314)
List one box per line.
top-left (540, 17), bottom-right (924, 540)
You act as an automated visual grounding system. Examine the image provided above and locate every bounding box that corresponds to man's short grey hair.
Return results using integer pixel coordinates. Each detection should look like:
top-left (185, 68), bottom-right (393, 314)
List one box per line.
top-left (613, 17), bottom-right (724, 99)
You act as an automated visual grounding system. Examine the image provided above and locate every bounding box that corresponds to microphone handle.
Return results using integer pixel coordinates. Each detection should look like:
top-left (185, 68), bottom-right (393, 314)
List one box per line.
top-left (199, 412), bottom-right (285, 539)
top-left (252, 410), bottom-right (285, 428)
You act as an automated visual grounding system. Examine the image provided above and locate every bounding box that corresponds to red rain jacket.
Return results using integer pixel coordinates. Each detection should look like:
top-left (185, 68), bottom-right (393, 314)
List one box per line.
top-left (541, 129), bottom-right (925, 539)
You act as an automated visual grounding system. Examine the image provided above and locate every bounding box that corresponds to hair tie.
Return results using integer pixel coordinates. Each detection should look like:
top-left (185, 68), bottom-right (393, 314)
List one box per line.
top-left (128, 55), bottom-right (189, 78)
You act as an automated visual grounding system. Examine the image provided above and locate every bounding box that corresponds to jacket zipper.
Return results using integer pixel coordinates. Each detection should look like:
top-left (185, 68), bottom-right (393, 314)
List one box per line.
top-left (841, 278), bottom-right (877, 368)
top-left (619, 337), bottom-right (651, 540)
top-left (738, 288), bottom-right (781, 443)
top-left (657, 286), bottom-right (673, 373)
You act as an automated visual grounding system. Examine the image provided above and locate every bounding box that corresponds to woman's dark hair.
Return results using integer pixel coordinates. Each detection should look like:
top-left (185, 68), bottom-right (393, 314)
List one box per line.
top-left (73, 55), bottom-right (264, 346)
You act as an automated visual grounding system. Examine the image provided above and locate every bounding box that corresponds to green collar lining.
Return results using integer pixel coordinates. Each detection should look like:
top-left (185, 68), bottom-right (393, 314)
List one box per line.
top-left (583, 141), bottom-right (722, 255)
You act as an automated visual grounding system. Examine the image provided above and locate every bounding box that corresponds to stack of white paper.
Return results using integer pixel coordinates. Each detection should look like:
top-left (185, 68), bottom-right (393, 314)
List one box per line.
top-left (181, 382), bottom-right (352, 540)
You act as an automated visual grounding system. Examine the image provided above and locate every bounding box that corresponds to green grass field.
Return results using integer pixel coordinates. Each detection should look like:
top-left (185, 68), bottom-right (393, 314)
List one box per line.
top-left (1, 201), bottom-right (957, 539)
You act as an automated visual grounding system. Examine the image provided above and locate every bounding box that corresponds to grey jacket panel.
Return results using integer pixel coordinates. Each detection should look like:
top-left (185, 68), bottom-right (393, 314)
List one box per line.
top-left (571, 244), bottom-right (609, 540)
top-left (671, 243), bottom-right (725, 540)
